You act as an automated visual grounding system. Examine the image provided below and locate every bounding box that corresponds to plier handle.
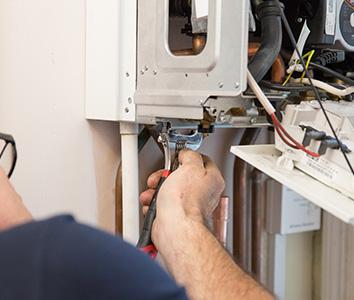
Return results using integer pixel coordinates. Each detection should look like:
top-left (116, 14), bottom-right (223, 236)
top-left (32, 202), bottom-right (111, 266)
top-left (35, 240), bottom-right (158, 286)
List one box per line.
top-left (137, 133), bottom-right (171, 258)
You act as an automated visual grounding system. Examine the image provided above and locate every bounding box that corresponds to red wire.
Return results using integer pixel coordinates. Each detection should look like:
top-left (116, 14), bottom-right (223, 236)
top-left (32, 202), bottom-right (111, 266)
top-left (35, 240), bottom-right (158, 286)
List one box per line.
top-left (274, 123), bottom-right (298, 149)
top-left (271, 113), bottom-right (320, 158)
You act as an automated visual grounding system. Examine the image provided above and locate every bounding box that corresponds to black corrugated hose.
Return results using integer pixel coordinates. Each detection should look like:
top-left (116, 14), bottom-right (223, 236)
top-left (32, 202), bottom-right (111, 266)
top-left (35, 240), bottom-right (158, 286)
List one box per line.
top-left (248, 0), bottom-right (283, 83)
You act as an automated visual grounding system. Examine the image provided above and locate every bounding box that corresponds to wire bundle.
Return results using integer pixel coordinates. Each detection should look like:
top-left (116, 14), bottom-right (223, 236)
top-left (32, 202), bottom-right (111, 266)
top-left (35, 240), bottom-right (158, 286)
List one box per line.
top-left (248, 0), bottom-right (354, 175)
top-left (247, 70), bottom-right (320, 158)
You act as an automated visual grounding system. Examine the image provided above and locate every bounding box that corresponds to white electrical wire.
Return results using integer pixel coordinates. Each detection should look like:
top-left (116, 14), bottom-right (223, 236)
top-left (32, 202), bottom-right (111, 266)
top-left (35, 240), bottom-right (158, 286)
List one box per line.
top-left (295, 78), bottom-right (354, 97)
top-left (247, 70), bottom-right (276, 115)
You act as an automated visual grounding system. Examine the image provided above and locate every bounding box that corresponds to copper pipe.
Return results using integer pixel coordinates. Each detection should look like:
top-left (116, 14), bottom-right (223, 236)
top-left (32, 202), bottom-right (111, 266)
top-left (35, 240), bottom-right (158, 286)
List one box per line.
top-left (233, 128), bottom-right (261, 271)
top-left (248, 42), bottom-right (285, 83)
top-left (251, 168), bottom-right (266, 280)
top-left (172, 34), bottom-right (206, 56)
top-left (192, 34), bottom-right (207, 55)
top-left (173, 49), bottom-right (195, 56)
top-left (115, 162), bottom-right (123, 235)
top-left (271, 55), bottom-right (286, 83)
top-left (213, 196), bottom-right (229, 248)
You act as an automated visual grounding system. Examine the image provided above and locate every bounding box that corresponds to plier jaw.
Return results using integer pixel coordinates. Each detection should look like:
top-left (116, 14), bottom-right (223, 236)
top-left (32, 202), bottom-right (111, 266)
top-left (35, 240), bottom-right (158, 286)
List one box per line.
top-left (158, 132), bottom-right (172, 172)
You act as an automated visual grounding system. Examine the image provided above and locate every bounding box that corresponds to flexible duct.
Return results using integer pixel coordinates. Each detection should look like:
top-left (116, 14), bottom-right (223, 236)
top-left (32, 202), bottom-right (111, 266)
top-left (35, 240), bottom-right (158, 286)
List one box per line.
top-left (248, 1), bottom-right (283, 83)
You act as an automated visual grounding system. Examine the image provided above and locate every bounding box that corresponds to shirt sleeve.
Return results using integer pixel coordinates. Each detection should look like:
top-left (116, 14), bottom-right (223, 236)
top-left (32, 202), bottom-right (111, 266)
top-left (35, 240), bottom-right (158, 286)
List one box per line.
top-left (0, 215), bottom-right (188, 300)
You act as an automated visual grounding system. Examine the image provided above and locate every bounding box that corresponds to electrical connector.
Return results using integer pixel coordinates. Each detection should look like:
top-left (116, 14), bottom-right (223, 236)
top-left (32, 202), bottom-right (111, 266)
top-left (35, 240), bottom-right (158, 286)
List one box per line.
top-left (314, 49), bottom-right (345, 66)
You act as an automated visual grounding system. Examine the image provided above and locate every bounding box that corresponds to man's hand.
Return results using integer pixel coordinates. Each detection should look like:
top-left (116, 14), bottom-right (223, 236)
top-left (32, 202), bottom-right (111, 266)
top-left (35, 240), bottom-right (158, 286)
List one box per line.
top-left (140, 150), bottom-right (274, 300)
top-left (0, 168), bottom-right (32, 230)
top-left (140, 149), bottom-right (224, 246)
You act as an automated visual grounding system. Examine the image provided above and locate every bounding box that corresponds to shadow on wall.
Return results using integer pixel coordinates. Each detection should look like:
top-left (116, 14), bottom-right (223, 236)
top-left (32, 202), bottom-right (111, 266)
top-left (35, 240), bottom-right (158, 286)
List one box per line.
top-left (89, 120), bottom-right (120, 233)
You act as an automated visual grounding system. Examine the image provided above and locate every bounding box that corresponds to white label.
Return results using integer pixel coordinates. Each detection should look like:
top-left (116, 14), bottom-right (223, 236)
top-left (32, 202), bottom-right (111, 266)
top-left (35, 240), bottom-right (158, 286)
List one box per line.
top-left (195, 0), bottom-right (209, 18)
top-left (302, 156), bottom-right (339, 181)
top-left (280, 186), bottom-right (321, 234)
top-left (325, 0), bottom-right (336, 35)
top-left (289, 21), bottom-right (311, 65)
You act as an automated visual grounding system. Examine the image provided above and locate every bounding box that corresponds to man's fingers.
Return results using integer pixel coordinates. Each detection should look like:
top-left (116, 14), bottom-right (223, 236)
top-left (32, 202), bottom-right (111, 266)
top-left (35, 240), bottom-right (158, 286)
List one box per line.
top-left (140, 189), bottom-right (156, 206)
top-left (147, 170), bottom-right (164, 189)
top-left (178, 149), bottom-right (204, 169)
top-left (202, 154), bottom-right (225, 192)
top-left (202, 155), bottom-right (218, 172)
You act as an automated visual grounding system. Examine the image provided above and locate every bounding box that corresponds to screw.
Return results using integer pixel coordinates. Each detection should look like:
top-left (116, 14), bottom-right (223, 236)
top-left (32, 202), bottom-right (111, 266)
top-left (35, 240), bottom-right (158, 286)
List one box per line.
top-left (128, 97), bottom-right (132, 104)
top-left (140, 70), bottom-right (145, 75)
top-left (144, 66), bottom-right (149, 71)
top-left (297, 17), bottom-right (303, 23)
top-left (234, 82), bottom-right (240, 89)
top-left (218, 82), bottom-right (224, 88)
top-left (153, 70), bottom-right (157, 75)
top-left (249, 117), bottom-right (257, 124)
top-left (125, 107), bottom-right (129, 113)
top-left (125, 72), bottom-right (130, 77)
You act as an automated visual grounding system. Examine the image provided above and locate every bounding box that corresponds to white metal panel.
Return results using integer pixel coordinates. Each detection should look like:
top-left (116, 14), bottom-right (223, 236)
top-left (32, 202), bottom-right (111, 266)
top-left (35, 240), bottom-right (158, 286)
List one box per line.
top-left (135, 0), bottom-right (249, 121)
top-left (231, 144), bottom-right (354, 225)
top-left (86, 0), bottom-right (137, 121)
top-left (266, 180), bottom-right (321, 234)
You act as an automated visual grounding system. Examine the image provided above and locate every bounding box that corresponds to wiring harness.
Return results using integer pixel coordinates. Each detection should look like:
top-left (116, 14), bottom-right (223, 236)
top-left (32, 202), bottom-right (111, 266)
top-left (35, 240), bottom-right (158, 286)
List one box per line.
top-left (248, 1), bottom-right (354, 175)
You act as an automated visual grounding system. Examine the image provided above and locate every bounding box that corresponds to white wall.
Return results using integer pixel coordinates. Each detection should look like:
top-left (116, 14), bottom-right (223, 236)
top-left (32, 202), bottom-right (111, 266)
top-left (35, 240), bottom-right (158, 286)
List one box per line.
top-left (0, 0), bottom-right (119, 231)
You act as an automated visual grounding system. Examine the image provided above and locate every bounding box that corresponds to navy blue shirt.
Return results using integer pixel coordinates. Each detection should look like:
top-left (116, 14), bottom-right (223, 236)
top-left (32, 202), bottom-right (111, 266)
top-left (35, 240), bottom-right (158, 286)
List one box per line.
top-left (0, 215), bottom-right (188, 300)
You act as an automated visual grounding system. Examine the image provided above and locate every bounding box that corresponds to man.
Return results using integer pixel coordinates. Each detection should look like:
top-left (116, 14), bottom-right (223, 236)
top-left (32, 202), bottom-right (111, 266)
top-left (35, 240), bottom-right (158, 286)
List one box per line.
top-left (0, 149), bottom-right (273, 300)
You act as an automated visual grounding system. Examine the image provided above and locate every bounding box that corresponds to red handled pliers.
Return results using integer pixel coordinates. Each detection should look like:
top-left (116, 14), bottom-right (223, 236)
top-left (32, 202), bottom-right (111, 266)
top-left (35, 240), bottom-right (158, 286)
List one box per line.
top-left (137, 133), bottom-right (171, 259)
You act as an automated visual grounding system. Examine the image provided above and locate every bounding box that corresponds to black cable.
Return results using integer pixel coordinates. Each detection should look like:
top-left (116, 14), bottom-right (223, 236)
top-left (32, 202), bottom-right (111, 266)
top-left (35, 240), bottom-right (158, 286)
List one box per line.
top-left (309, 62), bottom-right (354, 86)
top-left (276, 0), bottom-right (354, 176)
top-left (260, 80), bottom-right (313, 92)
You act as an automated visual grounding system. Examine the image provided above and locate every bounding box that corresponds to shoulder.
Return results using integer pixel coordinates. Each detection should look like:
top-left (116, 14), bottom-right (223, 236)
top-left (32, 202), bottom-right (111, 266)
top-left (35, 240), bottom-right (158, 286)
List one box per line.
top-left (0, 215), bottom-right (188, 300)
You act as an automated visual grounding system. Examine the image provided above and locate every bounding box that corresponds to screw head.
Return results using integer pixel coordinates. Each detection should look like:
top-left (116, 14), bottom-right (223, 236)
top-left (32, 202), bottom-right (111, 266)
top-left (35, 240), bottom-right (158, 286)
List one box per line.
top-left (153, 70), bottom-right (157, 75)
top-left (218, 82), bottom-right (224, 88)
top-left (249, 117), bottom-right (257, 124)
top-left (140, 70), bottom-right (145, 75)
top-left (234, 82), bottom-right (240, 89)
top-left (125, 107), bottom-right (129, 113)
top-left (125, 72), bottom-right (130, 77)
top-left (128, 97), bottom-right (132, 104)
top-left (144, 66), bottom-right (149, 71)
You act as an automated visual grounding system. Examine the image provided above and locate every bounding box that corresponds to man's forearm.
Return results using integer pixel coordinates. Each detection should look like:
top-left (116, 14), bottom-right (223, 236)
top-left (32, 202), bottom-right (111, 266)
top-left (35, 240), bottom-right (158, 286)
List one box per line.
top-left (157, 212), bottom-right (274, 300)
